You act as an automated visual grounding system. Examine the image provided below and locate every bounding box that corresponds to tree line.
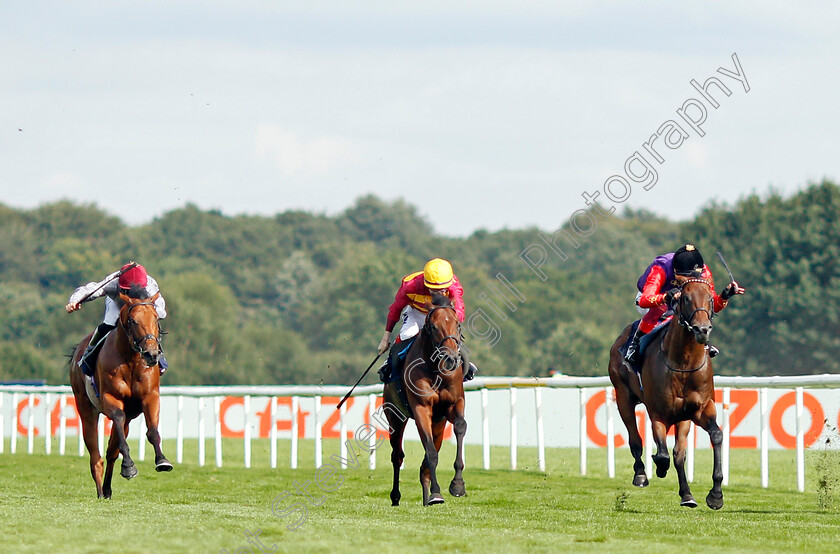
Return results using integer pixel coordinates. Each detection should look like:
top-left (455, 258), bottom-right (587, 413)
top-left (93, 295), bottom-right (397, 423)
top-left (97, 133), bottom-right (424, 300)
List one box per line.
top-left (1, 180), bottom-right (838, 385)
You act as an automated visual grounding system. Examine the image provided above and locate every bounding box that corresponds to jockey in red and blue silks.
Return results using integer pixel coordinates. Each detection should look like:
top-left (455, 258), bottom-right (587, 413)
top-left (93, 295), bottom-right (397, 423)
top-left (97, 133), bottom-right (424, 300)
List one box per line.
top-left (377, 258), bottom-right (475, 382)
top-left (625, 244), bottom-right (745, 364)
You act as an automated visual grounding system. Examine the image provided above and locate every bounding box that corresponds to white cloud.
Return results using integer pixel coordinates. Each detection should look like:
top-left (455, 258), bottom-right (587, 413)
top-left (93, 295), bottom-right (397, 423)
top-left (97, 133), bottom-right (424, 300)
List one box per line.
top-left (254, 124), bottom-right (361, 177)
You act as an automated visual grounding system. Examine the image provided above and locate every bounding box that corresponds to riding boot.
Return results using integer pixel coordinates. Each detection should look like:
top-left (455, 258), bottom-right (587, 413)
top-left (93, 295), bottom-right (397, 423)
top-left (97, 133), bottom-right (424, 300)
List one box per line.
top-left (378, 340), bottom-right (403, 383)
top-left (158, 353), bottom-right (169, 376)
top-left (624, 328), bottom-right (646, 366)
top-left (464, 361), bottom-right (478, 381)
top-left (707, 345), bottom-right (720, 358)
top-left (79, 323), bottom-right (115, 376)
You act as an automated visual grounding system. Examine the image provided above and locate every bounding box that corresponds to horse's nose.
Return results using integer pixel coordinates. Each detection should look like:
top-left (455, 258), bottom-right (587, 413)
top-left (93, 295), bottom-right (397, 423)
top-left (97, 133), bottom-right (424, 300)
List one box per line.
top-left (692, 325), bottom-right (712, 344)
top-left (142, 345), bottom-right (161, 367)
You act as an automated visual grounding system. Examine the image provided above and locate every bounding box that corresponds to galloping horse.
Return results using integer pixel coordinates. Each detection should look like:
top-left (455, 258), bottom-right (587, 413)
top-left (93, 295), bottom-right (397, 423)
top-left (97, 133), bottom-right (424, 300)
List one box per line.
top-left (69, 290), bottom-right (172, 498)
top-left (384, 293), bottom-right (468, 506)
top-left (608, 275), bottom-right (724, 509)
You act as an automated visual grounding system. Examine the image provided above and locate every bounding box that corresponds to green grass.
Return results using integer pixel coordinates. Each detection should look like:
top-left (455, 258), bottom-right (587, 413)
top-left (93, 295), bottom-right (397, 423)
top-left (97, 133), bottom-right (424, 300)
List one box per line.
top-left (2, 437), bottom-right (840, 553)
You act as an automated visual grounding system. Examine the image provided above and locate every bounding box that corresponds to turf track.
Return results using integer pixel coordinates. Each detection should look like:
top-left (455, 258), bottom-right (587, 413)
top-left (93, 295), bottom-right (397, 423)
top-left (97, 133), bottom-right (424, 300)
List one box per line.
top-left (2, 438), bottom-right (839, 553)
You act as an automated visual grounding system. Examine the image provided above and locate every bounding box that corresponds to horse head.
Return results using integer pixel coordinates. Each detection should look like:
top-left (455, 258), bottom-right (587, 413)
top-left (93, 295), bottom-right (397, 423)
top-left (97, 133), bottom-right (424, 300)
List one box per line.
top-left (672, 275), bottom-right (715, 345)
top-left (423, 292), bottom-right (462, 375)
top-left (118, 291), bottom-right (163, 367)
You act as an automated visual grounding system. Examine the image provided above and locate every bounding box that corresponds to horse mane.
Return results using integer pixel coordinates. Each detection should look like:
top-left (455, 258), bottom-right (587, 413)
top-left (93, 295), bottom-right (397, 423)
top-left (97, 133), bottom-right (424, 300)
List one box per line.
top-left (430, 291), bottom-right (451, 307)
top-left (123, 284), bottom-right (150, 300)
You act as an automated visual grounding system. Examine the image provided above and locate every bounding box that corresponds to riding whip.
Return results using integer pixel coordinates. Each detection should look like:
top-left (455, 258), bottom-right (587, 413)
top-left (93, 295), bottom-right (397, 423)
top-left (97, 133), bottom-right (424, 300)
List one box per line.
top-left (336, 352), bottom-right (383, 411)
top-left (715, 252), bottom-right (737, 283)
top-left (77, 262), bottom-right (139, 304)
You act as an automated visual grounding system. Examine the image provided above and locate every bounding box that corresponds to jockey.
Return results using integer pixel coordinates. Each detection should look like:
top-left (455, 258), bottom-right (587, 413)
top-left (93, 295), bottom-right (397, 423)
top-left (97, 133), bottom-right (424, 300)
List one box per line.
top-left (624, 244), bottom-right (745, 365)
top-left (65, 262), bottom-right (169, 377)
top-left (377, 258), bottom-right (476, 382)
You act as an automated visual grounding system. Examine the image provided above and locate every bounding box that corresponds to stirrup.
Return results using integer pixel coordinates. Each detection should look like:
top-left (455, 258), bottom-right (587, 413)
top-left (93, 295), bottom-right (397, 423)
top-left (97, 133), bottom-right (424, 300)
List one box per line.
top-left (377, 361), bottom-right (390, 383)
top-left (707, 345), bottom-right (720, 358)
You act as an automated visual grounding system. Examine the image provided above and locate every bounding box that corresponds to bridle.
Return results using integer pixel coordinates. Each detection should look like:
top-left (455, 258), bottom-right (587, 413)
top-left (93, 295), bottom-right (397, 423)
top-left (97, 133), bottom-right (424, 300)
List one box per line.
top-left (660, 277), bottom-right (714, 373)
top-left (674, 278), bottom-right (715, 331)
top-left (424, 304), bottom-right (462, 359)
top-left (121, 301), bottom-right (163, 357)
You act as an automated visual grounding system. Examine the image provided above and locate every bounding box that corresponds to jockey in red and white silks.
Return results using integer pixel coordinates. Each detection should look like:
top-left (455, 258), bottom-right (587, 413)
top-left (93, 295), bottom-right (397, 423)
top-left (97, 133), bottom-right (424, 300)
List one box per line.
top-left (66, 262), bottom-right (169, 375)
top-left (377, 258), bottom-right (469, 382)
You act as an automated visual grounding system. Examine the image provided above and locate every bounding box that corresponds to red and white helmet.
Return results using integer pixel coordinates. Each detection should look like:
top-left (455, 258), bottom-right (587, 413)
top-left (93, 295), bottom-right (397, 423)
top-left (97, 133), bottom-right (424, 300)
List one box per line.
top-left (118, 263), bottom-right (148, 290)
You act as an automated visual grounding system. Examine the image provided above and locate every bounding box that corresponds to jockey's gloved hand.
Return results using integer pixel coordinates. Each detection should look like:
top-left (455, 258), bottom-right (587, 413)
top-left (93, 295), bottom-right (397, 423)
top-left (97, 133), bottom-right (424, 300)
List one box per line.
top-left (664, 288), bottom-right (681, 306)
top-left (721, 281), bottom-right (745, 300)
top-left (377, 331), bottom-right (391, 355)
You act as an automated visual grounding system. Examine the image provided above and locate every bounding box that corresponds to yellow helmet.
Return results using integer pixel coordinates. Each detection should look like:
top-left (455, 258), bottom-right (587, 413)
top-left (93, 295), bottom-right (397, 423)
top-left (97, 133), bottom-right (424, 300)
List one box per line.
top-left (423, 258), bottom-right (454, 289)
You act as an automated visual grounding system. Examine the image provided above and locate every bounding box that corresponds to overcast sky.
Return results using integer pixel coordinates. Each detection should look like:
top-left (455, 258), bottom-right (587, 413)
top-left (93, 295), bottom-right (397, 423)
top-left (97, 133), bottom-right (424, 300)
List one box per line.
top-left (2, 2), bottom-right (838, 236)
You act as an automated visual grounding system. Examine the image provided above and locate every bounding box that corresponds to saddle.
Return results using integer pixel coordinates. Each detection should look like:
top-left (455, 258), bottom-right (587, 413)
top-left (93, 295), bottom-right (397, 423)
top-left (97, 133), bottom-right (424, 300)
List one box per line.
top-left (620, 316), bottom-right (672, 374)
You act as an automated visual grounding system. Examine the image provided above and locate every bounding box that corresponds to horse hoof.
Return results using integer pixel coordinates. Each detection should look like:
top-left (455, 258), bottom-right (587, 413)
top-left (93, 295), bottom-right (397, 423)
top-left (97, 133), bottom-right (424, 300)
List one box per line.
top-left (680, 495), bottom-right (698, 508)
top-left (427, 494), bottom-right (445, 506)
top-left (155, 459), bottom-right (174, 472)
top-left (706, 491), bottom-right (724, 510)
top-left (121, 462), bottom-right (138, 480)
top-left (632, 475), bottom-right (649, 487)
top-left (655, 467), bottom-right (668, 479)
top-left (449, 480), bottom-right (466, 497)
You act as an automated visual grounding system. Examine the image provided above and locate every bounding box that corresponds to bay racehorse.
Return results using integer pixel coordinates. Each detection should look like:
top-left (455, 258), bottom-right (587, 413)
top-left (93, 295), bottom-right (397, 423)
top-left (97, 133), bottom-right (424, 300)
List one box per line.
top-left (384, 293), bottom-right (468, 506)
top-left (69, 290), bottom-right (172, 498)
top-left (608, 275), bottom-right (724, 509)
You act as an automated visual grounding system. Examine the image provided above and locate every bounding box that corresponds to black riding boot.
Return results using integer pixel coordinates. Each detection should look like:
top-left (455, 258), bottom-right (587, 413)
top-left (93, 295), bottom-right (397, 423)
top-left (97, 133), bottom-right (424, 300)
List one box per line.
top-left (378, 341), bottom-right (403, 383)
top-left (707, 345), bottom-right (720, 358)
top-left (464, 362), bottom-right (478, 381)
top-left (79, 323), bottom-right (115, 376)
top-left (624, 328), bottom-right (646, 366)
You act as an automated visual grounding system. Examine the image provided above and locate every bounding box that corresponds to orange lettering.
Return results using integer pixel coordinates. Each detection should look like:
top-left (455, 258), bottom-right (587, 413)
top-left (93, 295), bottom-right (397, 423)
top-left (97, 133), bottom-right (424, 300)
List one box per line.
top-left (585, 390), bottom-right (624, 448)
top-left (220, 397), bottom-right (245, 438)
top-left (16, 397), bottom-right (40, 436)
top-left (770, 391), bottom-right (824, 449)
top-left (727, 389), bottom-right (758, 448)
top-left (256, 397), bottom-right (309, 439)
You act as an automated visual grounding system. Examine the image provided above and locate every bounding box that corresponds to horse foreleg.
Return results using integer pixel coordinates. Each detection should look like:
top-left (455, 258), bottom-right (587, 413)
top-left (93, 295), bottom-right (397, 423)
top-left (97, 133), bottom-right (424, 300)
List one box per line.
top-left (673, 420), bottom-right (697, 507)
top-left (102, 400), bottom-right (138, 481)
top-left (102, 425), bottom-right (123, 499)
top-left (387, 412), bottom-right (406, 506)
top-left (415, 409), bottom-right (443, 506)
top-left (616, 391), bottom-right (647, 487)
top-left (449, 413), bottom-right (467, 497)
top-left (142, 392), bottom-right (172, 472)
top-left (696, 402), bottom-right (724, 510)
top-left (651, 419), bottom-right (671, 478)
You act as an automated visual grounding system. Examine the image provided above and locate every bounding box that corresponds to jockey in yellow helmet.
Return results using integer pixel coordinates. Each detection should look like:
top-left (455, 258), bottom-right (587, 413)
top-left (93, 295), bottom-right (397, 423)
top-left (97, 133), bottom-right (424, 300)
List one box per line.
top-left (377, 258), bottom-right (475, 382)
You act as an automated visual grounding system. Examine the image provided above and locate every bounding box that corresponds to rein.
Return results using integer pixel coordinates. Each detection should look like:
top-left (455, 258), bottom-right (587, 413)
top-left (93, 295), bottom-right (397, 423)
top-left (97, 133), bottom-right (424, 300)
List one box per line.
top-left (657, 335), bottom-right (708, 373)
top-left (121, 301), bottom-right (163, 357)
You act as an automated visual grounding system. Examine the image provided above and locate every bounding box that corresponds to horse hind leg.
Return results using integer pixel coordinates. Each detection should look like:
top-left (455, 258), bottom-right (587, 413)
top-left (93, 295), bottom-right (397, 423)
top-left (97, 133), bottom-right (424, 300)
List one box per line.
top-left (615, 389), bottom-right (648, 487)
top-left (102, 425), bottom-right (122, 499)
top-left (673, 421), bottom-right (697, 508)
top-left (449, 415), bottom-right (466, 497)
top-left (387, 412), bottom-right (407, 507)
top-left (79, 407), bottom-right (105, 499)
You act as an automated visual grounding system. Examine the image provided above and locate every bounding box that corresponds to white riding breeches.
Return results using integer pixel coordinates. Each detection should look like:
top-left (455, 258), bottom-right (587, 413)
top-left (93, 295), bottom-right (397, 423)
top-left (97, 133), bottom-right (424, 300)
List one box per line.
top-left (398, 306), bottom-right (426, 341)
top-left (634, 292), bottom-right (649, 316)
top-left (103, 296), bottom-right (121, 326)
